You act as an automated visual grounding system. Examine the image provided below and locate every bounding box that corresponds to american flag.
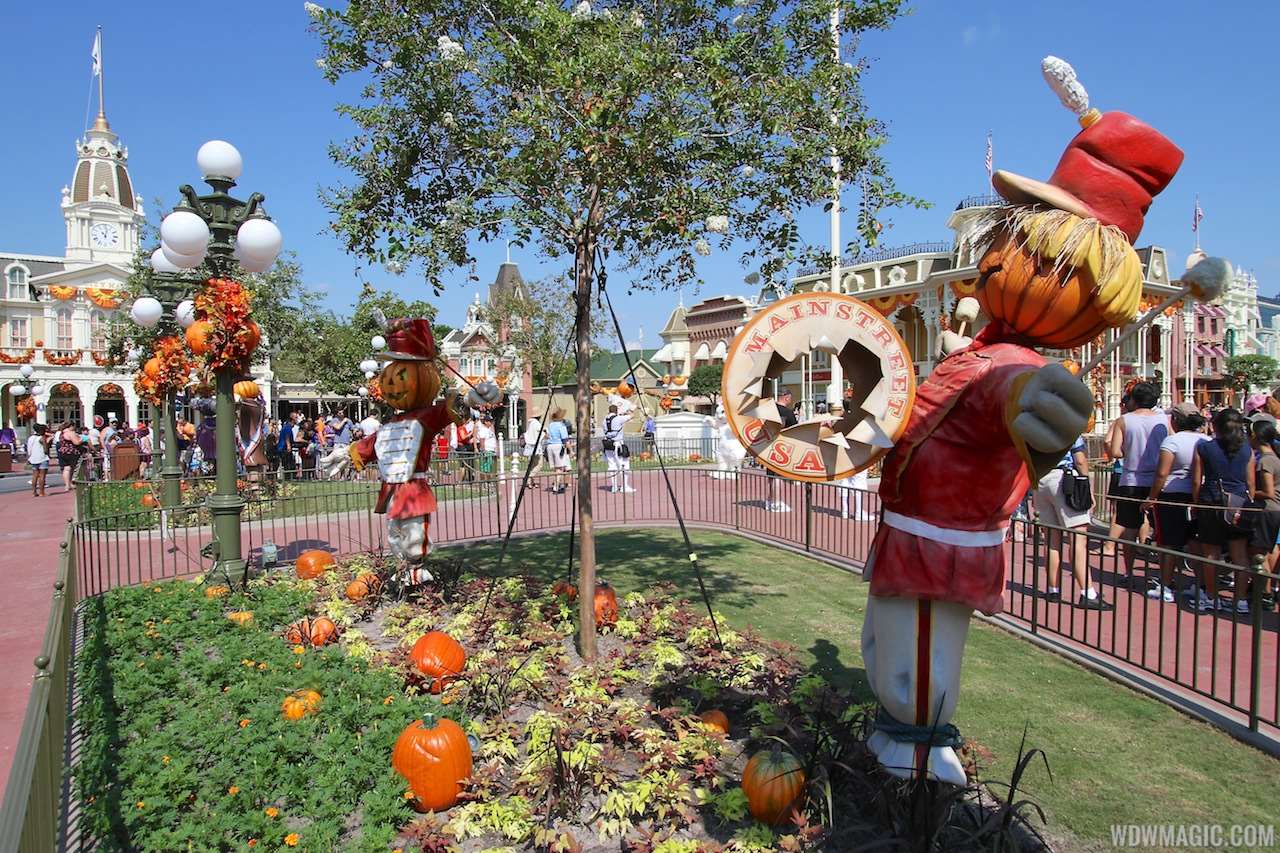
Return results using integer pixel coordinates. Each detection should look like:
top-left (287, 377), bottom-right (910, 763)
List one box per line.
top-left (1193, 195), bottom-right (1204, 233)
top-left (985, 132), bottom-right (993, 183)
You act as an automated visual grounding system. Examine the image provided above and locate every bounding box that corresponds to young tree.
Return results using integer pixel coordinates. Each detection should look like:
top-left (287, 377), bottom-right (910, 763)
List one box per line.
top-left (687, 363), bottom-right (724, 406)
top-left (311, 0), bottom-right (914, 657)
top-left (1225, 354), bottom-right (1280, 397)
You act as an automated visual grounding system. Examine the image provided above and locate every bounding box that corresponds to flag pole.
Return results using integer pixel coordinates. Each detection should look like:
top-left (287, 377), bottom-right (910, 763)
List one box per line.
top-left (826, 0), bottom-right (843, 410)
top-left (96, 27), bottom-right (105, 122)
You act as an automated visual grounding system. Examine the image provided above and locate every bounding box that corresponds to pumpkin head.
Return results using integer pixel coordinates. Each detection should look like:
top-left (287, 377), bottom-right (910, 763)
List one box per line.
top-left (593, 582), bottom-right (618, 627)
top-left (698, 709), bottom-right (730, 735)
top-left (185, 320), bottom-right (215, 356)
top-left (285, 617), bottom-right (338, 647)
top-left (410, 631), bottom-right (466, 693)
top-left (379, 358), bottom-right (441, 411)
top-left (392, 715), bottom-right (473, 812)
top-left (143, 356), bottom-right (163, 380)
top-left (281, 688), bottom-right (322, 721)
top-left (741, 749), bottom-right (806, 825)
top-left (226, 610), bottom-right (254, 627)
top-left (975, 208), bottom-right (1143, 349)
top-left (234, 380), bottom-right (260, 399)
top-left (204, 585), bottom-right (230, 599)
top-left (345, 572), bottom-right (383, 602)
top-left (294, 550), bottom-right (336, 580)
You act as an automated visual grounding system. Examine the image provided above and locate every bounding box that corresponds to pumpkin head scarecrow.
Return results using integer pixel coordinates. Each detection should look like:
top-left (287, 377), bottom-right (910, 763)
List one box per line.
top-left (321, 317), bottom-right (499, 577)
top-left (861, 57), bottom-right (1183, 785)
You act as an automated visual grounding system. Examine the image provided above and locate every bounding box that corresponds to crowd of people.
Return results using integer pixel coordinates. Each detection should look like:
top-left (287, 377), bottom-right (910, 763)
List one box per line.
top-left (7, 414), bottom-right (158, 496)
top-left (1032, 381), bottom-right (1279, 616)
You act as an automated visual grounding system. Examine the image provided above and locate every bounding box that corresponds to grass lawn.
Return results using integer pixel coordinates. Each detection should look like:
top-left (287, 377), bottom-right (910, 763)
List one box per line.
top-left (458, 526), bottom-right (1278, 850)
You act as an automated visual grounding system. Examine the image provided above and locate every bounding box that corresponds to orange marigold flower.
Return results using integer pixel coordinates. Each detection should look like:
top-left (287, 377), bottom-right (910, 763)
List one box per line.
top-left (264, 806), bottom-right (279, 818)
top-left (161, 755), bottom-right (170, 764)
top-left (403, 790), bottom-right (415, 800)
top-left (382, 695), bottom-right (394, 705)
top-left (247, 840), bottom-right (257, 848)
top-left (294, 661), bottom-right (302, 669)
top-left (284, 833), bottom-right (300, 847)
top-left (135, 801), bottom-right (145, 809)
top-left (239, 718), bottom-right (251, 728)
top-left (257, 662), bottom-right (268, 671)
top-left (228, 785), bottom-right (240, 796)
top-left (292, 645), bottom-right (305, 654)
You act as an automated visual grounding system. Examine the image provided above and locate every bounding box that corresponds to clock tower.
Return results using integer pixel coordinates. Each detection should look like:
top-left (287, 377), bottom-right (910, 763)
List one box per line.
top-left (62, 105), bottom-right (143, 267)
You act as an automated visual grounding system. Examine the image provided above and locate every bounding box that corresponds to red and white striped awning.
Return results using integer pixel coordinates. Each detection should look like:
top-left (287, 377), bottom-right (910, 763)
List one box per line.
top-left (1195, 303), bottom-right (1227, 318)
top-left (1194, 343), bottom-right (1228, 357)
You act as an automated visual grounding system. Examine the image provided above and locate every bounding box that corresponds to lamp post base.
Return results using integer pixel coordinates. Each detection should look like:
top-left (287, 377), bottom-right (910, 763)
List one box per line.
top-left (207, 491), bottom-right (247, 581)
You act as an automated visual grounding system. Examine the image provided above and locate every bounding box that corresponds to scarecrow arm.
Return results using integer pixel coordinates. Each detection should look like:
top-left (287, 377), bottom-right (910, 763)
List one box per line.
top-left (1006, 363), bottom-right (1094, 482)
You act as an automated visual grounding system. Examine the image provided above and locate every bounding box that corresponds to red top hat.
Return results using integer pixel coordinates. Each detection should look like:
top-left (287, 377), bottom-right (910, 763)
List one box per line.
top-left (377, 318), bottom-right (437, 362)
top-left (992, 58), bottom-right (1184, 244)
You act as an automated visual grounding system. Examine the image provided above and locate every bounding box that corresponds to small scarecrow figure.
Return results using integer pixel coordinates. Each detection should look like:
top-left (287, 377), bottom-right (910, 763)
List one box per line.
top-left (321, 317), bottom-right (499, 580)
top-left (861, 57), bottom-right (1188, 784)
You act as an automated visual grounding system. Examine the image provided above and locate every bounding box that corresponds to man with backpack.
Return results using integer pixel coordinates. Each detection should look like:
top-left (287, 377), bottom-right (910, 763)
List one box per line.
top-left (601, 403), bottom-right (634, 493)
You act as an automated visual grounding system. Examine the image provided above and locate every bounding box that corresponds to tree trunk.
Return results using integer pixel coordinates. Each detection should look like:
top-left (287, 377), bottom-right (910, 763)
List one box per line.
top-left (574, 240), bottom-right (598, 660)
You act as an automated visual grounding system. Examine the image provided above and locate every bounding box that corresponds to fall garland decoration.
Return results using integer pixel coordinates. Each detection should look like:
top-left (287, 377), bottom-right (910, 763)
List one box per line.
top-left (84, 287), bottom-right (122, 309)
top-left (44, 349), bottom-right (83, 366)
top-left (48, 285), bottom-right (78, 301)
top-left (192, 279), bottom-right (261, 371)
top-left (0, 348), bottom-right (35, 364)
top-left (135, 336), bottom-right (192, 406)
top-left (91, 351), bottom-right (117, 367)
top-left (15, 396), bottom-right (36, 422)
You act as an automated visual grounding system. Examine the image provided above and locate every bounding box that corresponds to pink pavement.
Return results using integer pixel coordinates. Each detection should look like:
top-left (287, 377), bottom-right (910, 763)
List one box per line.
top-left (0, 485), bottom-right (76, 799)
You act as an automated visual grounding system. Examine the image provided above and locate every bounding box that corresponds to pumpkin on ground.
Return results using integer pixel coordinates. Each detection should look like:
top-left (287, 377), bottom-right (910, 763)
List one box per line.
top-left (698, 709), bottom-right (730, 735)
top-left (204, 585), bottom-right (230, 599)
top-left (688, 453), bottom-right (702, 462)
top-left (742, 749), bottom-right (806, 825)
top-left (130, 481), bottom-right (149, 491)
top-left (226, 610), bottom-right (254, 627)
top-left (281, 689), bottom-right (322, 721)
top-left (392, 715), bottom-right (473, 812)
top-left (345, 572), bottom-right (383, 602)
top-left (594, 582), bottom-right (618, 627)
top-left (551, 580), bottom-right (578, 601)
top-left (410, 631), bottom-right (466, 693)
top-left (141, 494), bottom-right (158, 508)
top-left (285, 617), bottom-right (338, 647)
top-left (639, 451), bottom-right (652, 462)
top-left (294, 550), bottom-right (336, 580)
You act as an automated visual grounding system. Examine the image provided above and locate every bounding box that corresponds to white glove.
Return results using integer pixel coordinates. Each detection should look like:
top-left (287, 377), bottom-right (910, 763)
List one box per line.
top-left (319, 446), bottom-right (352, 478)
top-left (467, 381), bottom-right (502, 408)
top-left (935, 330), bottom-right (972, 359)
top-left (1010, 363), bottom-right (1093, 453)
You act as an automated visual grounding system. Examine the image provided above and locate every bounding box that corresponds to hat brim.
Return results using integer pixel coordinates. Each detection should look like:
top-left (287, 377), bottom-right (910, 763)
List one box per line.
top-left (992, 170), bottom-right (1099, 222)
top-left (373, 351), bottom-right (435, 362)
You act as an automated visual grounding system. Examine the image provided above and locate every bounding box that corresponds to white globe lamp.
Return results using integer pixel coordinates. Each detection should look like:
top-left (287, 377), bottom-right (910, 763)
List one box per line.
top-left (19, 364), bottom-right (34, 379)
top-left (151, 247), bottom-right (182, 274)
top-left (236, 218), bottom-right (283, 261)
top-left (160, 210), bottom-right (211, 256)
top-left (175, 300), bottom-right (197, 329)
top-left (9, 385), bottom-right (24, 396)
top-left (130, 296), bottom-right (165, 328)
top-left (161, 243), bottom-right (205, 270)
top-left (30, 384), bottom-right (44, 397)
top-left (234, 244), bottom-right (274, 273)
top-left (371, 335), bottom-right (387, 351)
top-left (359, 359), bottom-right (379, 373)
top-left (364, 370), bottom-right (375, 379)
top-left (358, 386), bottom-right (369, 397)
top-left (196, 140), bottom-right (243, 180)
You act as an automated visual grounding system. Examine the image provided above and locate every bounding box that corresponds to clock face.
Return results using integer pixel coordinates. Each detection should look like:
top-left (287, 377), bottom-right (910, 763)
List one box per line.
top-left (90, 223), bottom-right (119, 248)
top-left (1151, 257), bottom-right (1165, 279)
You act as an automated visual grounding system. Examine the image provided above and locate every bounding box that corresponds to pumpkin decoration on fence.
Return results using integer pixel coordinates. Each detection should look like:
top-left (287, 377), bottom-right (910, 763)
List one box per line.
top-left (285, 617), bottom-right (338, 647)
top-left (345, 572), bottom-right (383, 602)
top-left (141, 493), bottom-right (158, 508)
top-left (234, 379), bottom-right (260, 400)
top-left (551, 580), bottom-right (578, 601)
top-left (593, 581), bottom-right (618, 627)
top-left (742, 749), bottom-right (806, 825)
top-left (204, 584), bottom-right (230, 599)
top-left (410, 631), bottom-right (466, 693)
top-left (294, 549), bottom-right (336, 580)
top-left (281, 688), bottom-right (323, 721)
top-left (392, 714), bottom-right (473, 812)
top-left (698, 709), bottom-right (730, 735)
top-left (226, 610), bottom-right (255, 627)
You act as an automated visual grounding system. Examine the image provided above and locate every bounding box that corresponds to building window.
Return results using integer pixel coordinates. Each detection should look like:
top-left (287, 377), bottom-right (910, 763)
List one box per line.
top-left (90, 311), bottom-right (107, 353)
top-left (487, 357), bottom-right (497, 376)
top-left (7, 317), bottom-right (28, 348)
top-left (56, 308), bottom-right (73, 350)
top-left (5, 266), bottom-right (29, 300)
top-left (1196, 316), bottom-right (1204, 334)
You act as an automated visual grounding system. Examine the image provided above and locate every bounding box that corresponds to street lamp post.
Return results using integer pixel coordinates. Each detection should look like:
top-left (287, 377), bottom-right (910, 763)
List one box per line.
top-left (133, 140), bottom-right (282, 581)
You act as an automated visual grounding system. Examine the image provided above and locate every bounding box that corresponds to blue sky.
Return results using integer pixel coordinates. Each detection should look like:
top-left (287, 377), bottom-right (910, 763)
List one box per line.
top-left (3, 1), bottom-right (1277, 349)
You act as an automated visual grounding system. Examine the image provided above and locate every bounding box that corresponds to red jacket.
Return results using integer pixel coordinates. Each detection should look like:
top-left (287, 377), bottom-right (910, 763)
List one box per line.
top-left (867, 326), bottom-right (1045, 614)
top-left (351, 403), bottom-right (456, 520)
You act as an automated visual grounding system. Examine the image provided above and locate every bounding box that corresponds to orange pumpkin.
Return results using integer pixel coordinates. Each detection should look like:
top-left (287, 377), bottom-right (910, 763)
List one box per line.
top-left (410, 631), bottom-right (466, 693)
top-left (241, 321), bottom-right (261, 355)
top-left (281, 688), bottom-right (322, 721)
top-left (551, 580), bottom-right (578, 601)
top-left (185, 320), bottom-right (214, 356)
top-left (233, 379), bottom-right (259, 399)
top-left (204, 585), bottom-right (230, 599)
top-left (345, 572), bottom-right (383, 602)
top-left (143, 356), bottom-right (163, 380)
top-left (638, 451), bottom-right (652, 462)
top-left (285, 617), bottom-right (338, 647)
top-left (131, 481), bottom-right (149, 490)
top-left (392, 715), bottom-right (473, 812)
top-left (33, 339), bottom-right (43, 348)
top-left (379, 358), bottom-right (441, 410)
top-left (294, 550), bottom-right (336, 579)
top-left (141, 493), bottom-right (158, 508)
top-left (698, 709), bottom-right (730, 735)
top-left (226, 610), bottom-right (254, 627)
top-left (617, 383), bottom-right (634, 399)
top-left (688, 453), bottom-right (702, 462)
top-left (593, 582), bottom-right (618, 627)
top-left (742, 749), bottom-right (806, 825)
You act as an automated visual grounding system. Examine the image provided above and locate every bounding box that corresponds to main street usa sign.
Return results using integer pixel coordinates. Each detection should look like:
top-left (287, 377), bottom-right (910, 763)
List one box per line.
top-left (721, 292), bottom-right (916, 482)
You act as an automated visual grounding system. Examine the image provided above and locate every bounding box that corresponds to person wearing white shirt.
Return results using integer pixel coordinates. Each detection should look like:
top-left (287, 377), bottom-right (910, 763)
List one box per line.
top-left (601, 404), bottom-right (634, 493)
top-left (26, 424), bottom-right (50, 497)
top-left (522, 414), bottom-right (545, 484)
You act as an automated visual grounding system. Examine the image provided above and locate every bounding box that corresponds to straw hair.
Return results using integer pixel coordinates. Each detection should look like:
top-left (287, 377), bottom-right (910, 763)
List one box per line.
top-left (975, 204), bottom-right (1142, 327)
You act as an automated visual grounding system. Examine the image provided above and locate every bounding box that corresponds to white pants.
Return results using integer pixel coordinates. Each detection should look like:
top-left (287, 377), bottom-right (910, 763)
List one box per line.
top-left (838, 468), bottom-right (871, 518)
top-left (604, 450), bottom-right (630, 490)
top-left (387, 515), bottom-right (428, 563)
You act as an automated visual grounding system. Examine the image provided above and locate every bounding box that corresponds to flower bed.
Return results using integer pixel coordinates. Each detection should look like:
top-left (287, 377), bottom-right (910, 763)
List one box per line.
top-left (74, 553), bottom-right (1048, 851)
